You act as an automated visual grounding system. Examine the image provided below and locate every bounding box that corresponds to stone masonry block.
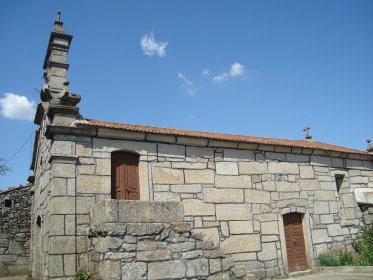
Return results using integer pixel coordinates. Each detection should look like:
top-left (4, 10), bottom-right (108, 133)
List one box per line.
top-left (186, 146), bottom-right (214, 158)
top-left (221, 234), bottom-right (261, 254)
top-left (224, 149), bottom-right (255, 161)
top-left (148, 260), bottom-right (186, 279)
top-left (239, 162), bottom-right (267, 174)
top-left (313, 201), bottom-right (330, 214)
top-left (98, 260), bottom-right (121, 280)
top-left (216, 162), bottom-right (239, 175)
top-left (153, 167), bottom-right (184, 184)
top-left (52, 140), bottom-right (73, 155)
top-left (49, 215), bottom-right (65, 235)
top-left (216, 204), bottom-right (251, 220)
top-left (48, 255), bottom-right (63, 277)
top-left (117, 201), bottom-right (184, 223)
top-left (96, 158), bottom-right (111, 175)
top-left (158, 143), bottom-right (185, 158)
top-left (122, 262), bottom-right (147, 280)
top-left (258, 242), bottom-right (277, 261)
top-left (300, 180), bottom-right (321, 190)
top-left (299, 166), bottom-right (315, 179)
top-left (50, 236), bottom-right (75, 254)
top-left (50, 197), bottom-right (75, 214)
top-left (229, 221), bottom-right (254, 234)
top-left (77, 196), bottom-right (96, 214)
top-left (77, 175), bottom-right (111, 193)
top-left (312, 229), bottom-right (332, 243)
top-left (315, 191), bottom-right (336, 201)
top-left (276, 181), bottom-right (299, 192)
top-left (203, 188), bottom-right (244, 203)
top-left (261, 221), bottom-right (279, 235)
top-left (76, 142), bottom-right (92, 157)
top-left (183, 199), bottom-right (215, 216)
top-left (52, 163), bottom-right (75, 178)
top-left (245, 189), bottom-right (270, 204)
top-left (215, 175), bottom-right (252, 189)
top-left (268, 162), bottom-right (299, 174)
top-left (185, 169), bottom-right (214, 184)
top-left (186, 259), bottom-right (209, 277)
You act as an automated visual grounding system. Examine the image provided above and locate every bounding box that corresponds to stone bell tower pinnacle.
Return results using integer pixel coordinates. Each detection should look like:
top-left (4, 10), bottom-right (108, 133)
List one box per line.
top-left (34, 11), bottom-right (81, 126)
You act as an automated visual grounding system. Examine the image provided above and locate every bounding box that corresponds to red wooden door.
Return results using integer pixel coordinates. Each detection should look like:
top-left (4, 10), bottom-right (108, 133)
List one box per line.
top-left (283, 213), bottom-right (308, 272)
top-left (111, 152), bottom-right (140, 200)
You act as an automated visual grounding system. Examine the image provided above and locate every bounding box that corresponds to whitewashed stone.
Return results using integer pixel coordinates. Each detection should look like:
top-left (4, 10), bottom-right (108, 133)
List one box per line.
top-left (239, 162), bottom-right (267, 174)
top-left (203, 188), bottom-right (244, 203)
top-left (221, 234), bottom-right (261, 254)
top-left (215, 175), bottom-right (251, 189)
top-left (153, 167), bottom-right (184, 184)
top-left (216, 204), bottom-right (251, 220)
top-left (216, 162), bottom-right (239, 175)
top-left (185, 170), bottom-right (214, 184)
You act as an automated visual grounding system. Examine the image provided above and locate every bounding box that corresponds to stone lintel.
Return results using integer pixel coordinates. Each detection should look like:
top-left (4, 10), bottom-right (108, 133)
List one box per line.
top-left (97, 128), bottom-right (146, 141)
top-left (46, 125), bottom-right (97, 139)
top-left (49, 154), bottom-right (78, 164)
top-left (91, 200), bottom-right (184, 225)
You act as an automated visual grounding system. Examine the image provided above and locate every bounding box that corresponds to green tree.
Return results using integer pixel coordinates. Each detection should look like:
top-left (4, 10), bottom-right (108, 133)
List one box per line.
top-left (0, 158), bottom-right (10, 175)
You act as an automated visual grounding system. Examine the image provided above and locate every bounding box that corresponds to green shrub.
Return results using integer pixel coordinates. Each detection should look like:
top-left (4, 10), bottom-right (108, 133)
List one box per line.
top-left (339, 250), bottom-right (355, 266)
top-left (74, 268), bottom-right (91, 280)
top-left (319, 253), bottom-right (340, 266)
top-left (354, 225), bottom-right (373, 266)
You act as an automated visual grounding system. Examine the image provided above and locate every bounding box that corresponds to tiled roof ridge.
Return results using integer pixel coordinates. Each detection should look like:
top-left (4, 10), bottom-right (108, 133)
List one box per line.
top-left (76, 119), bottom-right (369, 156)
top-left (0, 184), bottom-right (31, 194)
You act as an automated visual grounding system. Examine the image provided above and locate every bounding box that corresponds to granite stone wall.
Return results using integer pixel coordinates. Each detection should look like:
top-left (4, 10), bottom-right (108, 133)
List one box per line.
top-left (0, 185), bottom-right (31, 276)
top-left (30, 132), bottom-right (373, 279)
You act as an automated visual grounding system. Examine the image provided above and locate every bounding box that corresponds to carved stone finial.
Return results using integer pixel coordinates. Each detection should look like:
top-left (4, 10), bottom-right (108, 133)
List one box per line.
top-left (303, 126), bottom-right (312, 140)
top-left (367, 138), bottom-right (373, 153)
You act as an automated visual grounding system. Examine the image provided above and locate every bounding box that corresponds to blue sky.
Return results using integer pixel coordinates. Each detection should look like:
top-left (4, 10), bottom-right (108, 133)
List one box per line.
top-left (0, 0), bottom-right (372, 189)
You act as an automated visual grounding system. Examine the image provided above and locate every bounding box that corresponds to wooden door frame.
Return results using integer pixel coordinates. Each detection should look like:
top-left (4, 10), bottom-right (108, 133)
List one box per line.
top-left (278, 208), bottom-right (315, 274)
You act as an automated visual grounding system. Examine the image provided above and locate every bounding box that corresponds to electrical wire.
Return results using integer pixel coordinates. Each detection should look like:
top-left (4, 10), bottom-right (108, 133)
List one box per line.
top-left (5, 130), bottom-right (35, 164)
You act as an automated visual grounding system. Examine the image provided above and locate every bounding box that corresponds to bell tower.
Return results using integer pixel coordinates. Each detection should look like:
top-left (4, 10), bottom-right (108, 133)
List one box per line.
top-left (34, 11), bottom-right (81, 126)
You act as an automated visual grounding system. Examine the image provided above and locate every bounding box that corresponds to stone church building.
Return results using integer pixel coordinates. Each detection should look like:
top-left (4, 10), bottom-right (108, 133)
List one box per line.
top-left (2, 16), bottom-right (373, 279)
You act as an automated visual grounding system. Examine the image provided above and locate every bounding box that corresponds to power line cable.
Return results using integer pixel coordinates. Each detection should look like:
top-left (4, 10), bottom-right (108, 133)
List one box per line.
top-left (5, 130), bottom-right (35, 164)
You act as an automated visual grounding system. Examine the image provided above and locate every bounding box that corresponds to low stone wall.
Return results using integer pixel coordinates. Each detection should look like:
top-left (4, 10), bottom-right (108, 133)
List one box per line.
top-left (87, 200), bottom-right (255, 280)
top-left (0, 186), bottom-right (31, 276)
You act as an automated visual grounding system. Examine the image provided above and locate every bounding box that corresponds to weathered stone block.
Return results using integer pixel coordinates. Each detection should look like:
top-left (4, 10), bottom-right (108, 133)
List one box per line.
top-left (48, 255), bottom-right (63, 277)
top-left (276, 181), bottom-right (299, 192)
top-left (50, 197), bottom-right (75, 214)
top-left (49, 215), bottom-right (65, 235)
top-left (77, 175), bottom-right (111, 193)
top-left (312, 229), bottom-right (332, 243)
top-left (172, 162), bottom-right (207, 169)
top-left (268, 162), bottom-right (299, 174)
top-left (50, 236), bottom-right (75, 254)
top-left (216, 162), bottom-right (239, 175)
top-left (148, 260), bottom-right (186, 279)
top-left (315, 191), bottom-right (336, 201)
top-left (261, 221), bottom-right (279, 235)
top-left (158, 143), bottom-right (185, 158)
top-left (186, 259), bottom-right (209, 277)
top-left (98, 260), bottom-right (121, 280)
top-left (126, 223), bottom-right (164, 236)
top-left (122, 262), bottom-right (147, 280)
top-left (185, 169), bottom-right (214, 184)
top-left (171, 184), bottom-right (202, 193)
top-left (95, 158), bottom-right (111, 175)
top-left (91, 199), bottom-right (119, 225)
top-left (299, 166), bottom-right (314, 179)
top-left (52, 162), bottom-right (76, 178)
top-left (203, 188), bottom-right (244, 203)
top-left (300, 180), bottom-right (321, 190)
top-left (313, 201), bottom-right (330, 214)
top-left (137, 249), bottom-right (171, 261)
top-left (153, 167), bottom-right (184, 184)
top-left (258, 242), bottom-right (277, 261)
top-left (186, 146), bottom-right (214, 158)
top-left (215, 175), bottom-right (252, 189)
top-left (183, 199), bottom-right (215, 216)
top-left (117, 201), bottom-right (184, 223)
top-left (245, 189), bottom-right (270, 204)
top-left (154, 192), bottom-right (180, 201)
top-left (224, 149), bottom-right (255, 161)
top-left (216, 204), bottom-right (251, 220)
top-left (192, 227), bottom-right (220, 246)
top-left (64, 254), bottom-right (76, 276)
top-left (311, 156), bottom-right (331, 166)
top-left (76, 142), bottom-right (92, 157)
top-left (229, 221), bottom-right (253, 234)
top-left (221, 234), bottom-right (261, 254)
top-left (239, 162), bottom-right (267, 174)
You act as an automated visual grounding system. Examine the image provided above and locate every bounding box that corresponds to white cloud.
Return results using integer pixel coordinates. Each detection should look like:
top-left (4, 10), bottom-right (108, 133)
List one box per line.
top-left (212, 62), bottom-right (246, 83)
top-left (202, 69), bottom-right (210, 76)
top-left (140, 32), bottom-right (168, 57)
top-left (0, 93), bottom-right (35, 121)
top-left (178, 73), bottom-right (198, 96)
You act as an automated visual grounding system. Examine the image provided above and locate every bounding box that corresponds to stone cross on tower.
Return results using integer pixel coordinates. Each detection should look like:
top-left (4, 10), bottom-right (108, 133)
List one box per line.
top-left (303, 126), bottom-right (312, 140)
top-left (34, 12), bottom-right (81, 126)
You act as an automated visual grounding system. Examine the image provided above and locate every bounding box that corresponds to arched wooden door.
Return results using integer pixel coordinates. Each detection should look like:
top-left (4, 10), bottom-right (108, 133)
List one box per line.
top-left (283, 213), bottom-right (308, 272)
top-left (111, 151), bottom-right (140, 200)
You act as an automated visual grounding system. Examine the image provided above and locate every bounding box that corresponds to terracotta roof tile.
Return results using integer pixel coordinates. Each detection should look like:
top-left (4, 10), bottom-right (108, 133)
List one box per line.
top-left (78, 119), bottom-right (370, 156)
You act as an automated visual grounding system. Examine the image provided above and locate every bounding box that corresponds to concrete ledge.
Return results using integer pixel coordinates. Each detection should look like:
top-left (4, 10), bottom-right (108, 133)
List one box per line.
top-left (316, 266), bottom-right (373, 274)
top-left (91, 200), bottom-right (184, 226)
